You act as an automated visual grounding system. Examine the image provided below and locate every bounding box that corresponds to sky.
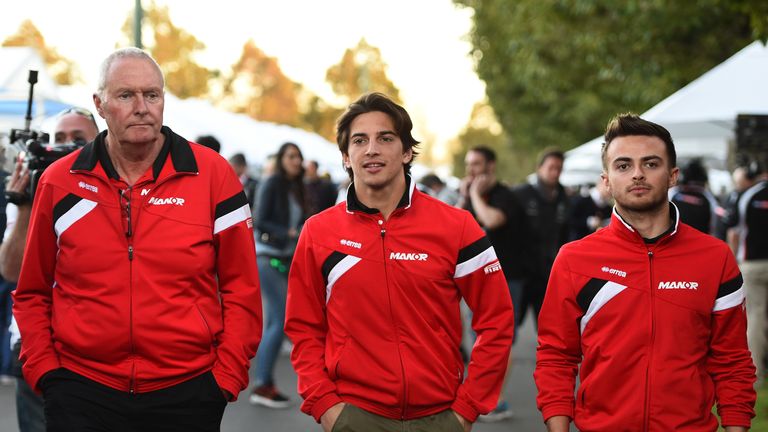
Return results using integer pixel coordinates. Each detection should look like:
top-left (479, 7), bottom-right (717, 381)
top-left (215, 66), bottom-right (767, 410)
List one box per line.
top-left (0, 0), bottom-right (486, 160)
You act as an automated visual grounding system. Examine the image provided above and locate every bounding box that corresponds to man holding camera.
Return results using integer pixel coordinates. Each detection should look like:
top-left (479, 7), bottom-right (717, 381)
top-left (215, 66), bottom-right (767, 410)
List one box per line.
top-left (12, 47), bottom-right (262, 432)
top-left (0, 106), bottom-right (99, 432)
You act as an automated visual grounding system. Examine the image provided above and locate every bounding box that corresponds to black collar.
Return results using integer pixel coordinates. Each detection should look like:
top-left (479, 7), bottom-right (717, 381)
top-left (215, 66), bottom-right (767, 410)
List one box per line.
top-left (71, 126), bottom-right (198, 180)
top-left (346, 175), bottom-right (413, 214)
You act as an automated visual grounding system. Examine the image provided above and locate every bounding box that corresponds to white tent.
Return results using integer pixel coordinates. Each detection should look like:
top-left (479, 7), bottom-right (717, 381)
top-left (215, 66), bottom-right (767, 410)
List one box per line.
top-left (36, 88), bottom-right (346, 182)
top-left (0, 47), bottom-right (72, 129)
top-left (563, 41), bottom-right (768, 193)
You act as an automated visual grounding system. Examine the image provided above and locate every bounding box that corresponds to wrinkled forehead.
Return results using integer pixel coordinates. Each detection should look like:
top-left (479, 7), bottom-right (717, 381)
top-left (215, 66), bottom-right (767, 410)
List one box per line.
top-left (104, 57), bottom-right (164, 90)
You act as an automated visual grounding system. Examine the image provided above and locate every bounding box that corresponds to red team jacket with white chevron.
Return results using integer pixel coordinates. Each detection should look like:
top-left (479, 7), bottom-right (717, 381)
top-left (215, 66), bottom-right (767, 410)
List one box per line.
top-left (285, 179), bottom-right (514, 423)
top-left (13, 127), bottom-right (262, 399)
top-left (535, 206), bottom-right (756, 431)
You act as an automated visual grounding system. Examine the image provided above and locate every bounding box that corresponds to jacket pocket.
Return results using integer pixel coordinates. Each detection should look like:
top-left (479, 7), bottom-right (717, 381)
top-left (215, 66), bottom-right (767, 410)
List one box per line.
top-left (195, 304), bottom-right (216, 345)
top-left (327, 335), bottom-right (349, 381)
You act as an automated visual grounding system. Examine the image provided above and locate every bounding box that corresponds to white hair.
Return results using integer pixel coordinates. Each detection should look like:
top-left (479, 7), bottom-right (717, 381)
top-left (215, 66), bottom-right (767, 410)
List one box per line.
top-left (96, 47), bottom-right (164, 97)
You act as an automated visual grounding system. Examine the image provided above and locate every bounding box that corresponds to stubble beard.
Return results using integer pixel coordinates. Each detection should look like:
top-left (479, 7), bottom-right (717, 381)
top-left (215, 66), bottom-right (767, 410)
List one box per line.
top-left (615, 190), bottom-right (668, 214)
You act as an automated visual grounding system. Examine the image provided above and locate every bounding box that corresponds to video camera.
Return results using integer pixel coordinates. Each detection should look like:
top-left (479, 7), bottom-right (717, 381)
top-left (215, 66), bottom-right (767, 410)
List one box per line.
top-left (2, 70), bottom-right (86, 204)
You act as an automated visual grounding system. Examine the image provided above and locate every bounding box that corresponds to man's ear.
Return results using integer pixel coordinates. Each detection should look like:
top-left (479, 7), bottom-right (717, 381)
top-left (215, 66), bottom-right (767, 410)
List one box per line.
top-left (669, 166), bottom-right (680, 188)
top-left (402, 148), bottom-right (413, 165)
top-left (93, 93), bottom-right (105, 118)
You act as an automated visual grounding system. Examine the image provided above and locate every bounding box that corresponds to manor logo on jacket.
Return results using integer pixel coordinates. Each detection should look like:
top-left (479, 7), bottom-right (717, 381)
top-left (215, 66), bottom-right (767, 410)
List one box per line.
top-left (389, 252), bottom-right (428, 261)
top-left (658, 281), bottom-right (699, 290)
top-left (148, 196), bottom-right (185, 206)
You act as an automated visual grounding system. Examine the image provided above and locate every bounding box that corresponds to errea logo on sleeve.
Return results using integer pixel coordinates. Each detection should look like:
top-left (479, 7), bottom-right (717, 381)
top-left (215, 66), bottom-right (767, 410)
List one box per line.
top-left (658, 281), bottom-right (699, 290)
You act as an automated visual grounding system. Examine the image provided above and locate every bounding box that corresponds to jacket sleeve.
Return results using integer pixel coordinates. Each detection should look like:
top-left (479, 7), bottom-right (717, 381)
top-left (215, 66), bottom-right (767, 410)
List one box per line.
top-left (212, 167), bottom-right (263, 400)
top-left (707, 249), bottom-right (756, 428)
top-left (284, 219), bottom-right (342, 422)
top-left (533, 248), bottom-right (582, 423)
top-left (12, 180), bottom-right (61, 391)
top-left (450, 212), bottom-right (514, 422)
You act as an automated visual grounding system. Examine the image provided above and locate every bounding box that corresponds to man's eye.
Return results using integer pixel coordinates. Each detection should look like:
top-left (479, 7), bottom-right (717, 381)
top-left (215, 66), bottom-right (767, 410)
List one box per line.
top-left (381, 136), bottom-right (394, 143)
top-left (645, 161), bottom-right (658, 168)
top-left (118, 93), bottom-right (131, 100)
top-left (352, 138), bottom-right (365, 145)
top-left (617, 163), bottom-right (629, 170)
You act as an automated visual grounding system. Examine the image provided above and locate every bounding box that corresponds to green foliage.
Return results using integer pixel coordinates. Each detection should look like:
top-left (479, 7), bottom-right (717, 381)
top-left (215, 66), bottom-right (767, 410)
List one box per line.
top-left (454, 0), bottom-right (765, 155)
top-left (754, 380), bottom-right (768, 432)
top-left (452, 103), bottom-right (535, 182)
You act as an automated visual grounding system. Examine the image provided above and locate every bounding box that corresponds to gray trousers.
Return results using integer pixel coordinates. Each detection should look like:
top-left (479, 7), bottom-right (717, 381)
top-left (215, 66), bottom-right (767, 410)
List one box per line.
top-left (332, 404), bottom-right (464, 432)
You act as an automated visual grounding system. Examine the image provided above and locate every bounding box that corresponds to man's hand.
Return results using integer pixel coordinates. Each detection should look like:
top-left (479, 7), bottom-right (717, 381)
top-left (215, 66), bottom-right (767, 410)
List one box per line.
top-left (320, 402), bottom-right (346, 432)
top-left (221, 389), bottom-right (233, 402)
top-left (452, 410), bottom-right (473, 432)
top-left (468, 174), bottom-right (491, 197)
top-left (545, 415), bottom-right (570, 432)
top-left (723, 427), bottom-right (748, 432)
top-left (6, 157), bottom-right (31, 206)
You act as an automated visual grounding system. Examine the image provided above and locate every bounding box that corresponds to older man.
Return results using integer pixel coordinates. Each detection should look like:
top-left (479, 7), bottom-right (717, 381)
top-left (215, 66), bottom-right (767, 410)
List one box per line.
top-left (13, 48), bottom-right (262, 432)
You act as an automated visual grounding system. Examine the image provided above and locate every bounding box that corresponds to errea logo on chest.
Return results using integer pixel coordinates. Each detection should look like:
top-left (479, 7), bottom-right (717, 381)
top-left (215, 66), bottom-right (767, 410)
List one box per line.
top-left (658, 281), bottom-right (699, 290)
top-left (389, 252), bottom-right (428, 261)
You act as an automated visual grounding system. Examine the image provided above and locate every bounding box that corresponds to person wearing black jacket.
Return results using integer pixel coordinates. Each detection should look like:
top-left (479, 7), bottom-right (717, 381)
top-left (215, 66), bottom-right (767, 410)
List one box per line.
top-left (513, 149), bottom-right (570, 327)
top-left (457, 145), bottom-right (530, 422)
top-left (251, 142), bottom-right (307, 408)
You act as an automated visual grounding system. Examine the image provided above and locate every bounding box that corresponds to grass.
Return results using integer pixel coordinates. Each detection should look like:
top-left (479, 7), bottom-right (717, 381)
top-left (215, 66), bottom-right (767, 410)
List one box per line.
top-left (752, 382), bottom-right (768, 432)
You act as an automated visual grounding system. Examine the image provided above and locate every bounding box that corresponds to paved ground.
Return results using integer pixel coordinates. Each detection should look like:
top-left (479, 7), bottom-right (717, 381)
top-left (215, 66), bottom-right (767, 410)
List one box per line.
top-left (0, 315), bottom-right (547, 432)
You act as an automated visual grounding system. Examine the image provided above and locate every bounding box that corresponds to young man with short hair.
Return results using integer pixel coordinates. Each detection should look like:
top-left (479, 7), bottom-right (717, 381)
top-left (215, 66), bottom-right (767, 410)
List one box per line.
top-left (286, 93), bottom-right (514, 432)
top-left (535, 113), bottom-right (756, 431)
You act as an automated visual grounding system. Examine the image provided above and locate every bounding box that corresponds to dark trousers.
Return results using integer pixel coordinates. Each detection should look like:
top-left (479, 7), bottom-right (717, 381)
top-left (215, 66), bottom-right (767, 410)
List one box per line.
top-left (42, 369), bottom-right (227, 432)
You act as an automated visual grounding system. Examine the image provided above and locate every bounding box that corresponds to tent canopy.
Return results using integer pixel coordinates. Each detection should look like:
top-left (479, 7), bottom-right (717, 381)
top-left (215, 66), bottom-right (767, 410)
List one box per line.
top-left (563, 41), bottom-right (768, 192)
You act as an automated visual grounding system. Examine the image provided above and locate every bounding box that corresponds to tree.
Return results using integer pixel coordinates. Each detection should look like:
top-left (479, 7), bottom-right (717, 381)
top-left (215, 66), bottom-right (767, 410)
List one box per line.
top-left (326, 38), bottom-right (401, 103)
top-left (120, 1), bottom-right (212, 98)
top-left (454, 0), bottom-right (766, 154)
top-left (2, 19), bottom-right (79, 85)
top-left (219, 39), bottom-right (301, 126)
top-left (298, 93), bottom-right (343, 142)
top-left (451, 102), bottom-right (532, 182)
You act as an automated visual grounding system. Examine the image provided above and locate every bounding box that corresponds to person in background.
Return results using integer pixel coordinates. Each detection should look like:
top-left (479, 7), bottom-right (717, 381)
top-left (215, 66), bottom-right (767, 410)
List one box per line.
top-left (513, 148), bottom-right (570, 328)
top-left (250, 142), bottom-right (307, 409)
top-left (419, 173), bottom-right (459, 206)
top-left (721, 164), bottom-right (759, 251)
top-left (304, 160), bottom-right (337, 216)
top-left (229, 152), bottom-right (259, 211)
top-left (457, 145), bottom-right (528, 423)
top-left (569, 181), bottom-right (613, 240)
top-left (285, 93), bottom-right (513, 432)
top-left (196, 134), bottom-right (221, 154)
top-left (724, 159), bottom-right (768, 385)
top-left (0, 106), bottom-right (100, 432)
top-left (535, 113), bottom-right (755, 432)
top-left (13, 48), bottom-right (262, 432)
top-left (668, 158), bottom-right (722, 235)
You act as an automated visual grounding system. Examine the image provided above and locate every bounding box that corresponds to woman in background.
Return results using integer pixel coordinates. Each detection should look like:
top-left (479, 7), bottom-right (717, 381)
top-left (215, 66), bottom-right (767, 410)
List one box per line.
top-left (249, 142), bottom-right (307, 409)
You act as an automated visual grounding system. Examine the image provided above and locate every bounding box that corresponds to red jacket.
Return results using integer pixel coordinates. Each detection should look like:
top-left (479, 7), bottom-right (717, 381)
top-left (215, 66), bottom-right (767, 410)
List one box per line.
top-left (535, 206), bottom-right (756, 431)
top-left (13, 127), bottom-right (262, 399)
top-left (285, 180), bottom-right (514, 422)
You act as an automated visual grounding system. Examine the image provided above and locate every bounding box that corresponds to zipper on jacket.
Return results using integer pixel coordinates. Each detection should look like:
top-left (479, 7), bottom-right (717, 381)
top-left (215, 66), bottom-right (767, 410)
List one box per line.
top-left (122, 186), bottom-right (137, 394)
top-left (378, 218), bottom-right (409, 419)
top-left (642, 249), bottom-right (655, 432)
